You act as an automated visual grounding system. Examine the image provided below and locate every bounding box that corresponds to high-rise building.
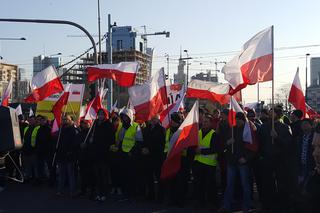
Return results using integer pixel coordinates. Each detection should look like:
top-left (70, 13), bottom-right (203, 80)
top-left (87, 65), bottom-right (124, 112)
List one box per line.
top-left (0, 63), bottom-right (18, 102)
top-left (19, 68), bottom-right (32, 81)
top-left (33, 55), bottom-right (61, 75)
top-left (174, 58), bottom-right (186, 85)
top-left (310, 57), bottom-right (320, 86)
top-left (191, 70), bottom-right (218, 82)
top-left (112, 26), bottom-right (145, 53)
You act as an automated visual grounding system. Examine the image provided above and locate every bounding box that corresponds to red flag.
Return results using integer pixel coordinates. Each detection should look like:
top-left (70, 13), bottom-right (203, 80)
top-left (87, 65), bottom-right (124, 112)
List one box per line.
top-left (87, 62), bottom-right (139, 87)
top-left (25, 65), bottom-right (64, 102)
top-left (306, 104), bottom-right (320, 119)
top-left (288, 69), bottom-right (306, 117)
top-left (228, 96), bottom-right (243, 127)
top-left (128, 68), bottom-right (167, 123)
top-left (160, 100), bottom-right (199, 179)
top-left (223, 27), bottom-right (273, 94)
top-left (160, 92), bottom-right (185, 129)
top-left (52, 84), bottom-right (71, 127)
top-left (1, 77), bottom-right (13, 106)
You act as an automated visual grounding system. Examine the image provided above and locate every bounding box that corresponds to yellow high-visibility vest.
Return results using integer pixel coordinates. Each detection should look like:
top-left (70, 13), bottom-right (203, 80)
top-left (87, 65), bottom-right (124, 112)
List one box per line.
top-left (23, 126), bottom-right (40, 148)
top-left (115, 122), bottom-right (123, 143)
top-left (194, 129), bottom-right (217, 166)
top-left (121, 122), bottom-right (139, 153)
top-left (164, 129), bottom-right (171, 153)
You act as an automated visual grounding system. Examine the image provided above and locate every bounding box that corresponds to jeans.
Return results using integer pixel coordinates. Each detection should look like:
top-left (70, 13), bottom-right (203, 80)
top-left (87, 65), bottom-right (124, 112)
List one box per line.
top-left (223, 164), bottom-right (251, 211)
top-left (57, 161), bottom-right (76, 194)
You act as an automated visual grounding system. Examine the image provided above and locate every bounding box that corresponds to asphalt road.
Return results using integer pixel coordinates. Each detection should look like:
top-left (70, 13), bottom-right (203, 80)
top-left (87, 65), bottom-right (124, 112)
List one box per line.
top-left (0, 182), bottom-right (212, 213)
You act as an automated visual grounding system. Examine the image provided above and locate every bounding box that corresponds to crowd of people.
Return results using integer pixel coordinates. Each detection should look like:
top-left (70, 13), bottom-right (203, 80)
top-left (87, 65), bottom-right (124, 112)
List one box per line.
top-left (1, 105), bottom-right (320, 213)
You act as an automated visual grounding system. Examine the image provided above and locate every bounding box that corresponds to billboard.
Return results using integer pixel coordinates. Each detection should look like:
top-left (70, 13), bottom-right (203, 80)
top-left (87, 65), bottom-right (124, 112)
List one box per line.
top-left (36, 84), bottom-right (85, 120)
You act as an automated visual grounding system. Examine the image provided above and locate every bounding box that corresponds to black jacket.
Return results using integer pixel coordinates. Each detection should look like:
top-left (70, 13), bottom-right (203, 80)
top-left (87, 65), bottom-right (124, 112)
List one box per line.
top-left (56, 125), bottom-right (79, 163)
top-left (35, 124), bottom-right (52, 155)
top-left (142, 123), bottom-right (166, 159)
top-left (88, 120), bottom-right (115, 162)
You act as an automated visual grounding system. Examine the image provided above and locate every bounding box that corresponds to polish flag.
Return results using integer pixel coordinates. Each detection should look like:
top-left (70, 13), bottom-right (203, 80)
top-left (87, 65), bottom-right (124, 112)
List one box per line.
top-left (228, 96), bottom-right (253, 144)
top-left (160, 92), bottom-right (185, 129)
top-left (84, 87), bottom-right (107, 120)
top-left (87, 62), bottom-right (139, 87)
top-left (128, 68), bottom-right (168, 122)
top-left (52, 84), bottom-right (71, 127)
top-left (306, 104), bottom-right (320, 119)
top-left (1, 77), bottom-right (13, 106)
top-left (288, 68), bottom-right (306, 117)
top-left (15, 104), bottom-right (23, 116)
top-left (161, 100), bottom-right (199, 179)
top-left (186, 79), bottom-right (237, 105)
top-left (222, 27), bottom-right (273, 94)
top-left (228, 96), bottom-right (243, 127)
top-left (25, 65), bottom-right (64, 103)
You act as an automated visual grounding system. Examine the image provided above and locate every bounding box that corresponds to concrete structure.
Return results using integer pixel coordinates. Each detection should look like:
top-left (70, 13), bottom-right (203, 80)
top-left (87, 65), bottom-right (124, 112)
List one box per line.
top-left (174, 58), bottom-right (186, 85)
top-left (111, 26), bottom-right (145, 53)
top-left (0, 63), bottom-right (18, 101)
top-left (191, 70), bottom-right (218, 82)
top-left (18, 68), bottom-right (32, 81)
top-left (33, 55), bottom-right (61, 75)
top-left (310, 57), bottom-right (320, 86)
top-left (17, 81), bottom-right (31, 101)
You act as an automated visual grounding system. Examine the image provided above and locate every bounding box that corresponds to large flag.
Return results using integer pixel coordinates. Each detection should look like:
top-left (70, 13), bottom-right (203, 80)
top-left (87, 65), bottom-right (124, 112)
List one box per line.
top-left (222, 27), bottom-right (273, 94)
top-left (1, 77), bottom-right (13, 106)
top-left (161, 100), bottom-right (199, 179)
top-left (288, 68), bottom-right (306, 117)
top-left (52, 84), bottom-right (71, 127)
top-left (186, 79), bottom-right (241, 104)
top-left (25, 65), bottom-right (64, 102)
top-left (84, 87), bottom-right (107, 120)
top-left (306, 103), bottom-right (320, 119)
top-left (128, 68), bottom-right (168, 122)
top-left (87, 62), bottom-right (139, 87)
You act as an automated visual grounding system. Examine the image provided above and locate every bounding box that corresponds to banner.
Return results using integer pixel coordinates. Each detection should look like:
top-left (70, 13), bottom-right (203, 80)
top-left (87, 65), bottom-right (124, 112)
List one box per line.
top-left (36, 84), bottom-right (85, 120)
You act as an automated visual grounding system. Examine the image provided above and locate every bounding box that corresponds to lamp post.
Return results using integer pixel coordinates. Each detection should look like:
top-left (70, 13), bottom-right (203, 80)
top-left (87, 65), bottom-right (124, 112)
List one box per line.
top-left (183, 50), bottom-right (192, 86)
top-left (306, 53), bottom-right (310, 102)
top-left (165, 53), bottom-right (169, 77)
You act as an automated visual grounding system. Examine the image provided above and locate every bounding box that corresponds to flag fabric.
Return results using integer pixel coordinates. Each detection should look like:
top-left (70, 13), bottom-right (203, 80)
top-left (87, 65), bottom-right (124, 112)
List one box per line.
top-left (1, 77), bottom-right (13, 106)
top-left (160, 91), bottom-right (186, 129)
top-left (161, 100), bottom-right (199, 179)
top-left (288, 69), bottom-right (306, 117)
top-left (24, 65), bottom-right (64, 103)
top-left (84, 87), bottom-right (107, 120)
top-left (186, 79), bottom-right (235, 105)
top-left (222, 27), bottom-right (273, 94)
top-left (228, 96), bottom-right (243, 127)
top-left (15, 104), bottom-right (23, 116)
top-left (87, 62), bottom-right (139, 87)
top-left (306, 104), bottom-right (320, 119)
top-left (128, 68), bottom-right (168, 122)
top-left (52, 84), bottom-right (71, 127)
top-left (110, 100), bottom-right (118, 112)
top-left (29, 107), bottom-right (34, 117)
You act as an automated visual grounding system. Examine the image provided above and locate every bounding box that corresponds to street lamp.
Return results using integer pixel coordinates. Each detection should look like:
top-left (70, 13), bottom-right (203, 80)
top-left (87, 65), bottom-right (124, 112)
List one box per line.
top-left (49, 52), bottom-right (62, 57)
top-left (306, 53), bottom-right (310, 102)
top-left (183, 49), bottom-right (192, 86)
top-left (0, 37), bottom-right (26, 41)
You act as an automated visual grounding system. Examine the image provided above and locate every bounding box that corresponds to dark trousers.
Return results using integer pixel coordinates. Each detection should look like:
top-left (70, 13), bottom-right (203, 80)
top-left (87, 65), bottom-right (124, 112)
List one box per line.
top-left (79, 160), bottom-right (95, 193)
top-left (260, 159), bottom-right (291, 211)
top-left (109, 152), bottom-right (121, 188)
top-left (93, 161), bottom-right (108, 197)
top-left (119, 152), bottom-right (136, 197)
top-left (193, 161), bottom-right (218, 206)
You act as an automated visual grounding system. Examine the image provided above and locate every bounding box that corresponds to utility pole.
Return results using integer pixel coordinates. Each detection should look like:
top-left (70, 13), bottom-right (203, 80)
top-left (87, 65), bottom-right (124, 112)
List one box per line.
top-left (107, 14), bottom-right (113, 110)
top-left (97, 0), bottom-right (102, 64)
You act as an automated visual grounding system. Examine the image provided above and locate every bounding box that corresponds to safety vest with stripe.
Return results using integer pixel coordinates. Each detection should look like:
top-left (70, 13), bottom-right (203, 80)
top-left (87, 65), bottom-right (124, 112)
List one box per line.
top-left (23, 126), bottom-right (40, 148)
top-left (164, 128), bottom-right (187, 156)
top-left (194, 129), bottom-right (217, 166)
top-left (121, 122), bottom-right (139, 153)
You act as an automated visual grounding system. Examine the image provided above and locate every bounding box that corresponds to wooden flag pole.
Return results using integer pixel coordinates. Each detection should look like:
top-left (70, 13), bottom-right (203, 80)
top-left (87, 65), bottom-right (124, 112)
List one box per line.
top-left (271, 25), bottom-right (275, 144)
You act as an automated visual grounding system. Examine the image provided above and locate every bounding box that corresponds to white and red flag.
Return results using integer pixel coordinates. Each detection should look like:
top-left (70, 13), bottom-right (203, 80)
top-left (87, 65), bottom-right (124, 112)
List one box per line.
top-left (128, 68), bottom-right (168, 123)
top-left (52, 84), bottom-right (72, 128)
top-left (87, 62), bottom-right (139, 87)
top-left (186, 79), bottom-right (241, 104)
top-left (288, 68), bottom-right (306, 117)
top-left (84, 87), bottom-right (107, 120)
top-left (25, 65), bottom-right (64, 103)
top-left (306, 104), bottom-right (320, 119)
top-left (223, 27), bottom-right (273, 94)
top-left (160, 91), bottom-right (185, 129)
top-left (1, 77), bottom-right (13, 107)
top-left (161, 100), bottom-right (199, 179)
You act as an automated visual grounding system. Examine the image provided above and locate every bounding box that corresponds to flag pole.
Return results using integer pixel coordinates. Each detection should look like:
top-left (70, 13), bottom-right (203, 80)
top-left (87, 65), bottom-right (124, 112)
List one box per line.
top-left (271, 25), bottom-right (275, 144)
top-left (231, 96), bottom-right (234, 154)
top-left (162, 67), bottom-right (171, 124)
top-left (51, 102), bottom-right (70, 167)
